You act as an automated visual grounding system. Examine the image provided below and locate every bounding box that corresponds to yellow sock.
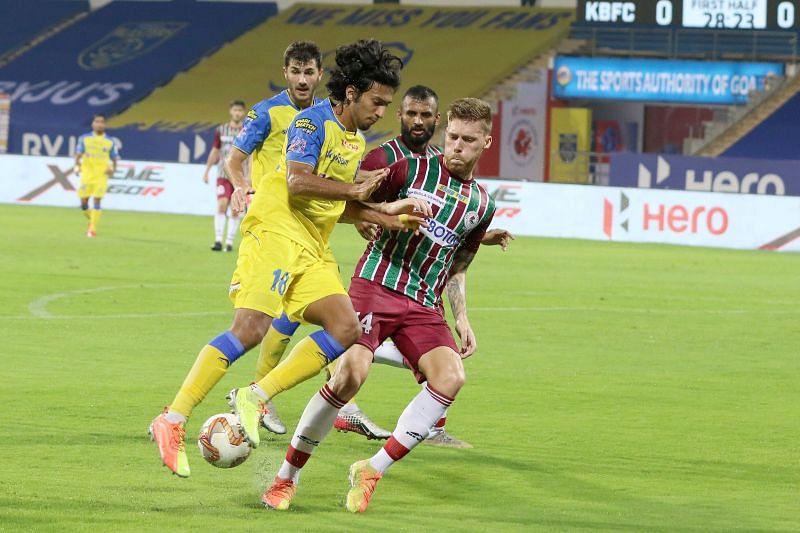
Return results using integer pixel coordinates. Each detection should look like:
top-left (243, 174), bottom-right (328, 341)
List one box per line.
top-left (254, 327), bottom-right (292, 381)
top-left (326, 358), bottom-right (357, 406)
top-left (256, 336), bottom-right (328, 399)
top-left (82, 208), bottom-right (90, 220)
top-left (89, 209), bottom-right (102, 231)
top-left (170, 344), bottom-right (229, 418)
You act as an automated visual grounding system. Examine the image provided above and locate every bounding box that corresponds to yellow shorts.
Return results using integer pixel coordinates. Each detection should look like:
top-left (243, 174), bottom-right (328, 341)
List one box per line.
top-left (78, 177), bottom-right (108, 199)
top-left (229, 227), bottom-right (345, 322)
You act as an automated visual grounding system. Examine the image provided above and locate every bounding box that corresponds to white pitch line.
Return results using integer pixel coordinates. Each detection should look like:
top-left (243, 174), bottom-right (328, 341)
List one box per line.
top-left (26, 283), bottom-right (222, 318)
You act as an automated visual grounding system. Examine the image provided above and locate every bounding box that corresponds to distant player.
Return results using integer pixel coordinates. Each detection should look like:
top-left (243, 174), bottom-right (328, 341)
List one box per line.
top-left (72, 114), bottom-right (119, 237)
top-left (202, 100), bottom-right (247, 252)
top-left (260, 98), bottom-right (497, 512)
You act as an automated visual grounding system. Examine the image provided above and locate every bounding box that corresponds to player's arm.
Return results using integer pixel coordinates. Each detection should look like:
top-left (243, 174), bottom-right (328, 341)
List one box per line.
top-left (203, 130), bottom-right (221, 184)
top-left (227, 105), bottom-right (270, 214)
top-left (446, 247), bottom-right (478, 359)
top-left (340, 201), bottom-right (426, 232)
top-left (481, 228), bottom-right (514, 251)
top-left (286, 161), bottom-right (387, 201)
top-left (72, 136), bottom-right (85, 176)
top-left (108, 140), bottom-right (119, 176)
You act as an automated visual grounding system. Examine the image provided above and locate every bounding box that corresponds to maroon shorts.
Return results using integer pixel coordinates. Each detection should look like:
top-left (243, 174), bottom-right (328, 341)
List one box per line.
top-left (348, 277), bottom-right (459, 383)
top-left (216, 177), bottom-right (234, 200)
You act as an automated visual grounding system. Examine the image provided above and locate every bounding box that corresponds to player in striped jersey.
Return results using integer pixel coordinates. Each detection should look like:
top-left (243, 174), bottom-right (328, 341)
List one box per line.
top-left (202, 100), bottom-right (247, 252)
top-left (262, 98), bottom-right (499, 512)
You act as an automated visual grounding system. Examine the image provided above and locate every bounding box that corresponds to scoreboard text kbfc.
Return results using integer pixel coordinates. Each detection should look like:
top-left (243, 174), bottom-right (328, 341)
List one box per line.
top-left (579, 1), bottom-right (800, 30)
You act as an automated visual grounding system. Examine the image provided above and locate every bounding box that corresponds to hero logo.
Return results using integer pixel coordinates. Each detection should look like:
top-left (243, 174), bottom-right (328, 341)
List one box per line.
top-left (638, 156), bottom-right (786, 195)
top-left (603, 192), bottom-right (729, 239)
top-left (585, 2), bottom-right (636, 23)
top-left (421, 218), bottom-right (460, 248)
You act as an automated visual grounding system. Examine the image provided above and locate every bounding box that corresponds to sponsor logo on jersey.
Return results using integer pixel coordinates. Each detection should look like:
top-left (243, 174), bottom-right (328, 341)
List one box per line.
top-left (421, 217), bottom-right (461, 248)
top-left (294, 118), bottom-right (317, 133)
top-left (464, 211), bottom-right (480, 231)
top-left (341, 139), bottom-right (360, 151)
top-left (325, 149), bottom-right (348, 166)
top-left (436, 183), bottom-right (470, 204)
top-left (287, 138), bottom-right (307, 154)
top-left (247, 109), bottom-right (258, 120)
top-left (78, 22), bottom-right (187, 70)
top-left (407, 188), bottom-right (445, 208)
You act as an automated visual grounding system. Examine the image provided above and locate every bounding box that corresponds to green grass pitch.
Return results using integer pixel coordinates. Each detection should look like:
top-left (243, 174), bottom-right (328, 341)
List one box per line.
top-left (1, 204), bottom-right (798, 532)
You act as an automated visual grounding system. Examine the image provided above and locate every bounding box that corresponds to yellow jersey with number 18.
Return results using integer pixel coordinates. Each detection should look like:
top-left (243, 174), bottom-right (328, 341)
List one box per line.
top-left (247, 98), bottom-right (365, 255)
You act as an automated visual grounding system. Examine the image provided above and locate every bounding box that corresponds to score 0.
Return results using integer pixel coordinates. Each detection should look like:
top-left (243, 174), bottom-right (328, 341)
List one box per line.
top-left (655, 0), bottom-right (673, 26)
top-left (777, 1), bottom-right (796, 29)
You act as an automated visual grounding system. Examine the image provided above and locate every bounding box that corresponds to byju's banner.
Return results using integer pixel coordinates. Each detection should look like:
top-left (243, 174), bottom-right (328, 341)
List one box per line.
top-left (553, 57), bottom-right (784, 104)
top-left (609, 153), bottom-right (800, 196)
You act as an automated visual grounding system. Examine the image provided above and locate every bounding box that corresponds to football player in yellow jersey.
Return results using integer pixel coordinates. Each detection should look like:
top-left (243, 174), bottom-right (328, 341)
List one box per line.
top-left (149, 40), bottom-right (424, 478)
top-left (72, 114), bottom-right (119, 237)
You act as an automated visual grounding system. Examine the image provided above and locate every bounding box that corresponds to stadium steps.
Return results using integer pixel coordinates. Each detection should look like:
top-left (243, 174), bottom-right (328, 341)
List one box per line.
top-left (692, 69), bottom-right (800, 157)
top-left (481, 38), bottom-right (585, 104)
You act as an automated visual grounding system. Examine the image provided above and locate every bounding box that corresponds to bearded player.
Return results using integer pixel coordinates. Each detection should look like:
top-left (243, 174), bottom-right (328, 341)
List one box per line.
top-left (261, 97), bottom-right (497, 512)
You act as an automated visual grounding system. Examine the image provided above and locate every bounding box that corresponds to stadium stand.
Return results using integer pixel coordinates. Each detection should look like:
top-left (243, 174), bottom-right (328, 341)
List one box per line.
top-left (723, 91), bottom-right (800, 159)
top-left (108, 3), bottom-right (574, 158)
top-left (0, 0), bottom-right (89, 59)
top-left (3, 0), bottom-right (278, 157)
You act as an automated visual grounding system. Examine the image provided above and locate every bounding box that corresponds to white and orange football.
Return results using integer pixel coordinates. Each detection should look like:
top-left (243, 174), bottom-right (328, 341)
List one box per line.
top-left (197, 413), bottom-right (252, 468)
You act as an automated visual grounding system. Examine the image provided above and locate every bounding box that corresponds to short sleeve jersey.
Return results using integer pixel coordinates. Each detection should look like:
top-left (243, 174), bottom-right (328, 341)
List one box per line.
top-left (354, 154), bottom-right (495, 308)
top-left (76, 132), bottom-right (118, 180)
top-left (246, 98), bottom-right (366, 254)
top-left (232, 90), bottom-right (321, 192)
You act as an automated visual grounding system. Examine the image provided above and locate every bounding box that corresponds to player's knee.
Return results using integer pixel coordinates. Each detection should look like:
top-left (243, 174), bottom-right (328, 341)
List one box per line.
top-left (328, 314), bottom-right (361, 347)
top-left (428, 359), bottom-right (466, 397)
top-left (331, 352), bottom-right (370, 400)
top-left (230, 311), bottom-right (270, 349)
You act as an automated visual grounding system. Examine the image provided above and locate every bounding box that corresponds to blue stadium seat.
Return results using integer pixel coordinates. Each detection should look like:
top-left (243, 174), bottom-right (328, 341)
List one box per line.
top-left (0, 0), bottom-right (88, 56)
top-left (2, 0), bottom-right (277, 137)
top-left (724, 92), bottom-right (800, 159)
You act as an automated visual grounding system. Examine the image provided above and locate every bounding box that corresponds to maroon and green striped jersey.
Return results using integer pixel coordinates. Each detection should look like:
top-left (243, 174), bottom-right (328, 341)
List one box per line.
top-left (360, 135), bottom-right (442, 171)
top-left (354, 154), bottom-right (495, 308)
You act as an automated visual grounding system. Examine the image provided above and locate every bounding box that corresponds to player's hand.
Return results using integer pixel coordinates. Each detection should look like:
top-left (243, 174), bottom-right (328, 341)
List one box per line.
top-left (230, 186), bottom-right (249, 216)
top-left (355, 166), bottom-right (388, 184)
top-left (355, 221), bottom-right (378, 241)
top-left (481, 228), bottom-right (514, 251)
top-left (382, 197), bottom-right (433, 218)
top-left (455, 319), bottom-right (477, 358)
top-left (202, 173), bottom-right (209, 184)
top-left (382, 213), bottom-right (427, 233)
top-left (351, 168), bottom-right (389, 201)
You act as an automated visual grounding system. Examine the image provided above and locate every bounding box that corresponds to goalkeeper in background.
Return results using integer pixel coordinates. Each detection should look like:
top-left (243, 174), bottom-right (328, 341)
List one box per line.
top-left (72, 113), bottom-right (119, 238)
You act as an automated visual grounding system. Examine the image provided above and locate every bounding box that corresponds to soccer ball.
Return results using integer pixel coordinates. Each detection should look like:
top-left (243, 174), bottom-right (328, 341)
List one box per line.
top-left (197, 413), bottom-right (252, 468)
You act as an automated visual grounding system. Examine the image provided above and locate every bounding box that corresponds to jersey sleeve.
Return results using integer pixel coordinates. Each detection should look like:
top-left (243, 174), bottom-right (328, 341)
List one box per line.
top-left (109, 139), bottom-right (119, 159)
top-left (76, 135), bottom-right (86, 154)
top-left (360, 146), bottom-right (389, 171)
top-left (285, 113), bottom-right (325, 168)
top-left (233, 104), bottom-right (271, 155)
top-left (370, 158), bottom-right (409, 203)
top-left (461, 207), bottom-right (495, 254)
top-left (212, 128), bottom-right (221, 149)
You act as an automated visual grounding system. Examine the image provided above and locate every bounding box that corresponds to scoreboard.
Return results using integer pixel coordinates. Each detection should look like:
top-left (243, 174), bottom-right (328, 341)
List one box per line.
top-left (578, 1), bottom-right (800, 30)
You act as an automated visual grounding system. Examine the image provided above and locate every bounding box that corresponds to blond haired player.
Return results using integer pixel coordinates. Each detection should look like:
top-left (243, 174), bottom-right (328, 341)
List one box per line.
top-left (73, 114), bottom-right (119, 237)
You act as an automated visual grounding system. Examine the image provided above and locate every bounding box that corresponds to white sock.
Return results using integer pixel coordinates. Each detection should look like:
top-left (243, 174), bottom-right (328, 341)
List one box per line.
top-left (277, 384), bottom-right (344, 483)
top-left (369, 384), bottom-right (452, 473)
top-left (214, 213), bottom-right (226, 242)
top-left (339, 401), bottom-right (360, 415)
top-left (165, 411), bottom-right (187, 424)
top-left (373, 340), bottom-right (406, 369)
top-left (225, 213), bottom-right (241, 246)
